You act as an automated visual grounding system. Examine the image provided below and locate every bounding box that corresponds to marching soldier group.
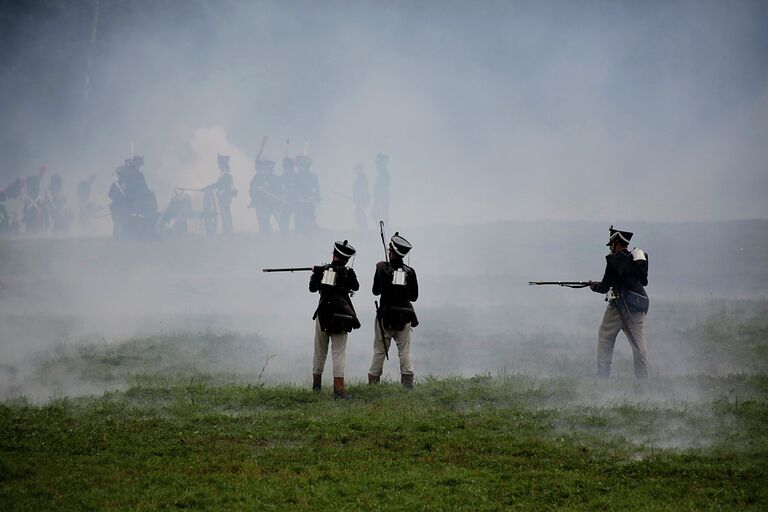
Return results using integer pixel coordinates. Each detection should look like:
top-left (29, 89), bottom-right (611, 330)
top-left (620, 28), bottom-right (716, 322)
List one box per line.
top-left (173, 149), bottom-right (390, 236)
top-left (3, 144), bottom-right (391, 238)
top-left (0, 167), bottom-right (74, 235)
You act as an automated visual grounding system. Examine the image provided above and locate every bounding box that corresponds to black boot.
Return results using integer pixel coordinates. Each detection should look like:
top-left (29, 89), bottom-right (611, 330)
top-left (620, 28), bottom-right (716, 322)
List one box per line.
top-left (312, 374), bottom-right (322, 392)
top-left (368, 374), bottom-right (380, 385)
top-left (401, 374), bottom-right (414, 389)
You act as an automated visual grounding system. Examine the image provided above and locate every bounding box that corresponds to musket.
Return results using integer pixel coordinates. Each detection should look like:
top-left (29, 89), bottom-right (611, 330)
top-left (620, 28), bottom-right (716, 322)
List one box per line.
top-left (375, 222), bottom-right (390, 359)
top-left (528, 281), bottom-right (593, 289)
top-left (175, 187), bottom-right (204, 193)
top-left (256, 135), bottom-right (268, 162)
top-left (379, 220), bottom-right (389, 262)
top-left (263, 267), bottom-right (316, 273)
top-left (375, 300), bottom-right (389, 360)
top-left (333, 191), bottom-right (355, 202)
top-left (252, 187), bottom-right (289, 205)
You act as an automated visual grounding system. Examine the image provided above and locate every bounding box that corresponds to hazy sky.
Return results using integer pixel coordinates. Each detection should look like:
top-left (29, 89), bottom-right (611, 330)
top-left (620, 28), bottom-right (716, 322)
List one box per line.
top-left (2, 0), bottom-right (767, 228)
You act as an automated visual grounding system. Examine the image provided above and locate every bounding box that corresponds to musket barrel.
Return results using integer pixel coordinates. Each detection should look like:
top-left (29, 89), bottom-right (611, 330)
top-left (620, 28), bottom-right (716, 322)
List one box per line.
top-left (529, 281), bottom-right (593, 288)
top-left (262, 267), bottom-right (314, 273)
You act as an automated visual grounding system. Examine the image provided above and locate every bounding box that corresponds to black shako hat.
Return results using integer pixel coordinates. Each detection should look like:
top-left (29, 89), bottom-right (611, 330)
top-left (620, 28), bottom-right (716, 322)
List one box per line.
top-left (333, 240), bottom-right (356, 261)
top-left (607, 225), bottom-right (633, 246)
top-left (389, 232), bottom-right (412, 257)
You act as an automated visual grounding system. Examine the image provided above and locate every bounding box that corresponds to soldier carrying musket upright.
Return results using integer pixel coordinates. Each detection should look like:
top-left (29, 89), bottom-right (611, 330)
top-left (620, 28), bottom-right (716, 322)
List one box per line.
top-left (368, 231), bottom-right (419, 388)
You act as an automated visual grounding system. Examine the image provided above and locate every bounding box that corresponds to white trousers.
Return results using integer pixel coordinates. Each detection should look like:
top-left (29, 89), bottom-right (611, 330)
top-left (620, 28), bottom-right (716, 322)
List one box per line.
top-left (368, 320), bottom-right (413, 377)
top-left (312, 318), bottom-right (348, 378)
top-left (597, 303), bottom-right (649, 378)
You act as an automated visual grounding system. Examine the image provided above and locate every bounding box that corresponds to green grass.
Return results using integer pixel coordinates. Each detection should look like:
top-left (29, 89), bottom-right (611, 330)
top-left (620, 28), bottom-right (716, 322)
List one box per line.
top-left (1, 375), bottom-right (767, 511)
top-left (1, 305), bottom-right (767, 510)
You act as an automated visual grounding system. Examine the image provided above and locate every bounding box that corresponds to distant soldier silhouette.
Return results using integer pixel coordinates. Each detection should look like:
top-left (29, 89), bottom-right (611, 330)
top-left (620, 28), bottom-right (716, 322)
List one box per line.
top-left (277, 156), bottom-right (298, 233)
top-left (294, 155), bottom-right (320, 234)
top-left (368, 232), bottom-right (419, 388)
top-left (371, 153), bottom-right (390, 226)
top-left (590, 226), bottom-right (650, 379)
top-left (108, 165), bottom-right (128, 238)
top-left (22, 172), bottom-right (50, 234)
top-left (0, 190), bottom-right (10, 234)
top-left (47, 173), bottom-right (72, 233)
top-left (3, 178), bottom-right (24, 233)
top-left (249, 158), bottom-right (283, 234)
top-left (204, 153), bottom-right (237, 234)
top-left (352, 163), bottom-right (369, 231)
top-left (109, 156), bottom-right (158, 239)
top-left (309, 240), bottom-right (361, 399)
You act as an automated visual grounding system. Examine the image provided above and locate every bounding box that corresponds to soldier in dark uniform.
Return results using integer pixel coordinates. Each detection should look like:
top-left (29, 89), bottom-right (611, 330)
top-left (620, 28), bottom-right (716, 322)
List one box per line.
top-left (0, 190), bottom-right (10, 234)
top-left (3, 178), bottom-right (24, 233)
top-left (294, 155), bottom-right (320, 234)
top-left (309, 240), bottom-right (361, 399)
top-left (249, 158), bottom-right (283, 234)
top-left (47, 173), bottom-right (71, 233)
top-left (22, 174), bottom-right (50, 233)
top-left (108, 165), bottom-right (129, 238)
top-left (590, 226), bottom-right (650, 379)
top-left (205, 153), bottom-right (237, 234)
top-left (277, 156), bottom-right (298, 233)
top-left (368, 232), bottom-right (419, 388)
top-left (371, 153), bottom-right (390, 225)
top-left (123, 156), bottom-right (159, 239)
top-left (352, 163), bottom-right (369, 231)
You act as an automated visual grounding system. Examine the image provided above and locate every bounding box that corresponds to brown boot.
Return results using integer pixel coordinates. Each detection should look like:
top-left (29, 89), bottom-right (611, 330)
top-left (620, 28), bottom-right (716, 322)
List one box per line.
top-left (368, 374), bottom-right (380, 385)
top-left (333, 377), bottom-right (345, 399)
top-left (312, 374), bottom-right (322, 392)
top-left (401, 374), bottom-right (414, 389)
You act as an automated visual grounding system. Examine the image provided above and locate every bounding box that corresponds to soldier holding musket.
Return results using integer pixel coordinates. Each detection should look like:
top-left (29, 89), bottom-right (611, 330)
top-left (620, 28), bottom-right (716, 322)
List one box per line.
top-left (590, 226), bottom-right (650, 379)
top-left (368, 232), bottom-right (419, 388)
top-left (308, 240), bottom-right (361, 398)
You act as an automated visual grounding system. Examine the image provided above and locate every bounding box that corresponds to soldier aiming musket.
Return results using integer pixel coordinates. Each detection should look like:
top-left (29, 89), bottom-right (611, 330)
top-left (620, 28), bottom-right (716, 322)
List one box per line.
top-left (530, 225), bottom-right (650, 379)
top-left (263, 240), bottom-right (361, 399)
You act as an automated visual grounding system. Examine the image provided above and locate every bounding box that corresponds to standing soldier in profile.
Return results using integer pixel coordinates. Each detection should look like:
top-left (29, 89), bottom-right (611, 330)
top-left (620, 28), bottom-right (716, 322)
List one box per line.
top-left (368, 232), bottom-right (419, 388)
top-left (277, 156), bottom-right (298, 233)
top-left (0, 190), bottom-right (10, 234)
top-left (249, 157), bottom-right (283, 234)
top-left (22, 167), bottom-right (51, 234)
top-left (351, 163), bottom-right (369, 231)
top-left (108, 164), bottom-right (128, 238)
top-left (309, 240), bottom-right (361, 399)
top-left (590, 226), bottom-right (650, 379)
top-left (371, 153), bottom-right (390, 227)
top-left (4, 178), bottom-right (24, 233)
top-left (294, 155), bottom-right (320, 234)
top-left (205, 153), bottom-right (237, 234)
top-left (47, 173), bottom-right (72, 233)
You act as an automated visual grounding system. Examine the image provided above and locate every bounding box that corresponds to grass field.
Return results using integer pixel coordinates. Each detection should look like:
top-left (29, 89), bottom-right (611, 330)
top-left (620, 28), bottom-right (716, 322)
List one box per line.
top-left (1, 226), bottom-right (767, 509)
top-left (2, 308), bottom-right (767, 510)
